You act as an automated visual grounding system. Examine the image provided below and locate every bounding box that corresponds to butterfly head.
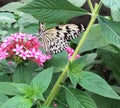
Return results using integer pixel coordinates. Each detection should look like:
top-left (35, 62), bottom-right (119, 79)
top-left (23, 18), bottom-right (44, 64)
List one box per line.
top-left (38, 22), bottom-right (45, 37)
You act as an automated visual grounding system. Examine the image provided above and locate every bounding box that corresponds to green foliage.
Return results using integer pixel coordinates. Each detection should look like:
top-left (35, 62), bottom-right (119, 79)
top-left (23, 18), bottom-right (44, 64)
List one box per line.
top-left (91, 93), bottom-right (120, 108)
top-left (44, 51), bottom-right (68, 72)
top-left (98, 16), bottom-right (120, 48)
top-left (1, 96), bottom-right (32, 108)
top-left (0, 94), bottom-right (9, 106)
top-left (0, 0), bottom-right (120, 107)
top-left (0, 68), bottom-right (53, 107)
top-left (13, 64), bottom-right (33, 84)
top-left (68, 53), bottom-right (97, 88)
top-left (65, 87), bottom-right (97, 108)
top-left (101, 0), bottom-right (120, 21)
top-left (19, 0), bottom-right (88, 23)
top-left (0, 82), bottom-right (25, 95)
top-left (72, 24), bottom-right (109, 53)
top-left (68, 0), bottom-right (86, 7)
top-left (98, 49), bottom-right (120, 83)
top-left (31, 67), bottom-right (53, 93)
top-left (79, 71), bottom-right (120, 99)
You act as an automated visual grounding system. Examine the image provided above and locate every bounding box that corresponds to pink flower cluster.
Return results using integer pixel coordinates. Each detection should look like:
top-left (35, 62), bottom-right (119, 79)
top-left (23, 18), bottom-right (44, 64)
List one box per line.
top-left (65, 47), bottom-right (80, 60)
top-left (0, 33), bottom-right (51, 66)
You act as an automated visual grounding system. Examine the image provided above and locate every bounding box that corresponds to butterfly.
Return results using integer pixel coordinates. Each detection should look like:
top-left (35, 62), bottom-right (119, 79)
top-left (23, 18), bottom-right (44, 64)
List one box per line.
top-left (38, 23), bottom-right (85, 54)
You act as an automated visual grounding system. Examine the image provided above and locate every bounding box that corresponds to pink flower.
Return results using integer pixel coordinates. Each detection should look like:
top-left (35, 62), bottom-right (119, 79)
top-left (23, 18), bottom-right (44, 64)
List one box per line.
top-left (65, 47), bottom-right (80, 60)
top-left (19, 50), bottom-right (31, 60)
top-left (12, 44), bottom-right (23, 55)
top-left (0, 33), bottom-right (51, 66)
top-left (53, 102), bottom-right (58, 107)
top-left (0, 49), bottom-right (8, 60)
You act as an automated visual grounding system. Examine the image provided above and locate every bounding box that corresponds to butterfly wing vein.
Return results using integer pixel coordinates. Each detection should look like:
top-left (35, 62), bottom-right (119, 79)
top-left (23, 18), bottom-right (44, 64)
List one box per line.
top-left (41, 24), bottom-right (85, 54)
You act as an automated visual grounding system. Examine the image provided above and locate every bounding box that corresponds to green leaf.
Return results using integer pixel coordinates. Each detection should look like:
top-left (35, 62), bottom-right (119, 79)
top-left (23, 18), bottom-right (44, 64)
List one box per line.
top-left (112, 86), bottom-right (120, 94)
top-left (97, 49), bottom-right (120, 83)
top-left (44, 51), bottom-right (68, 72)
top-left (0, 82), bottom-right (30, 96)
top-left (72, 24), bottom-right (109, 53)
top-left (68, 0), bottom-right (86, 7)
top-left (40, 106), bottom-right (50, 108)
top-left (69, 53), bottom-right (97, 88)
top-left (79, 71), bottom-right (120, 99)
top-left (17, 98), bottom-right (33, 108)
top-left (0, 74), bottom-right (11, 82)
top-left (1, 96), bottom-right (32, 108)
top-left (69, 56), bottom-right (86, 73)
top-left (100, 44), bottom-right (120, 53)
top-left (0, 94), bottom-right (9, 106)
top-left (68, 56), bottom-right (86, 88)
top-left (91, 93), bottom-right (120, 108)
top-left (18, 0), bottom-right (87, 23)
top-left (15, 84), bottom-right (32, 95)
top-left (22, 24), bottom-right (38, 33)
top-left (0, 13), bottom-right (16, 25)
top-left (13, 64), bottom-right (32, 84)
top-left (0, 2), bottom-right (26, 12)
top-left (98, 17), bottom-right (120, 48)
top-left (65, 87), bottom-right (97, 108)
top-left (31, 67), bottom-right (53, 93)
top-left (84, 53), bottom-right (97, 70)
top-left (0, 82), bottom-right (20, 95)
top-left (101, 0), bottom-right (120, 21)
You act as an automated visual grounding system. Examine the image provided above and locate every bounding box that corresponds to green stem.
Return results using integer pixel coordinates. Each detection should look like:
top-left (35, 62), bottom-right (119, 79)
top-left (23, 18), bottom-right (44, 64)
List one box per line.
top-left (87, 0), bottom-right (94, 12)
top-left (44, 1), bottom-right (102, 106)
top-left (70, 1), bottom-right (102, 62)
top-left (44, 63), bottom-right (69, 106)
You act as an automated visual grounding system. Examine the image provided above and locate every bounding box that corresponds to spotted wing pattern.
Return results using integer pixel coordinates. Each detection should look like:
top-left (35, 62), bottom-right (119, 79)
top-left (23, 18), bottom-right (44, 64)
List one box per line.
top-left (40, 24), bottom-right (85, 54)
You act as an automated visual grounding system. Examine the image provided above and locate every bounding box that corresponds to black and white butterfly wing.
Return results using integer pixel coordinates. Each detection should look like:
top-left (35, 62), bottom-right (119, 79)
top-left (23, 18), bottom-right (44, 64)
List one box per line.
top-left (41, 24), bottom-right (85, 54)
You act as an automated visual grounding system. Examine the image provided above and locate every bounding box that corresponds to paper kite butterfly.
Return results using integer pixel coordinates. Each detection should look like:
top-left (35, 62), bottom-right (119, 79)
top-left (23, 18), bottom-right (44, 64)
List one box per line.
top-left (38, 23), bottom-right (85, 54)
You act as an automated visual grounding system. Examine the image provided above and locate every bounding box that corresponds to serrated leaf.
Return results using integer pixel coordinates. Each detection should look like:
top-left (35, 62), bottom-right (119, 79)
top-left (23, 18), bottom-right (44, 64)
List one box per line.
top-left (65, 87), bottom-right (97, 108)
top-left (13, 64), bottom-right (32, 84)
top-left (72, 24), bottom-right (109, 53)
top-left (31, 67), bottom-right (53, 93)
top-left (18, 0), bottom-right (87, 23)
top-left (101, 0), bottom-right (120, 21)
top-left (98, 17), bottom-right (120, 48)
top-left (44, 51), bottom-right (68, 72)
top-left (1, 96), bottom-right (32, 108)
top-left (79, 71), bottom-right (120, 99)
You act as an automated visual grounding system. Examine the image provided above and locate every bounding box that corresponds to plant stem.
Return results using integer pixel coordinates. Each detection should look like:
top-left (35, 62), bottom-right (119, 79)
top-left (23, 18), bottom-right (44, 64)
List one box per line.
top-left (87, 0), bottom-right (94, 12)
top-left (44, 1), bottom-right (102, 106)
top-left (44, 63), bottom-right (69, 106)
top-left (70, 1), bottom-right (102, 62)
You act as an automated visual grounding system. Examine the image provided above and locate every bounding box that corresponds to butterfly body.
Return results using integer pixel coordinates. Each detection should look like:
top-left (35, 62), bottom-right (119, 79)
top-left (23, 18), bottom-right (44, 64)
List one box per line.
top-left (39, 24), bottom-right (85, 54)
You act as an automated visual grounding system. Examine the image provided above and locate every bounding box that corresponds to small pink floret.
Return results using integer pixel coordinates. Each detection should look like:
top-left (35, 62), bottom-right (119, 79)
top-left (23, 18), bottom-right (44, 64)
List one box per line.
top-left (65, 47), bottom-right (80, 60)
top-left (0, 33), bottom-right (51, 66)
